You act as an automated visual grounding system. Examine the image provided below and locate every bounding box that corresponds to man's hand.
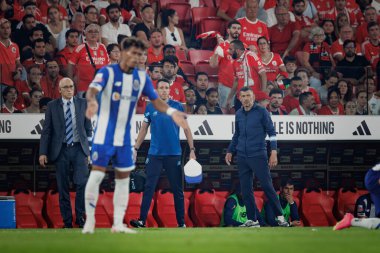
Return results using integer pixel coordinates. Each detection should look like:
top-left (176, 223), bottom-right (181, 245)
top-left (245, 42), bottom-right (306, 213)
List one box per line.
top-left (189, 150), bottom-right (196, 160)
top-left (225, 152), bottom-right (232, 165)
top-left (39, 155), bottom-right (48, 167)
top-left (269, 151), bottom-right (278, 169)
top-left (171, 110), bottom-right (189, 129)
top-left (86, 99), bottom-right (98, 119)
top-left (291, 220), bottom-right (301, 227)
top-left (284, 193), bottom-right (294, 204)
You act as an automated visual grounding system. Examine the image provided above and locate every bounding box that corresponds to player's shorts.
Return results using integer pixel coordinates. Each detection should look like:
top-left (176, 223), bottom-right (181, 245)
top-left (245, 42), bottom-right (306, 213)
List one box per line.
top-left (91, 143), bottom-right (135, 171)
top-left (218, 84), bottom-right (234, 109)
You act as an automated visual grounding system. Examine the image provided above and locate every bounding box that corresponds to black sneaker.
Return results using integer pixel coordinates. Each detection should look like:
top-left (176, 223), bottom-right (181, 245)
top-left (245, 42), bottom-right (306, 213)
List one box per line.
top-left (130, 219), bottom-right (146, 228)
top-left (178, 224), bottom-right (186, 228)
top-left (277, 220), bottom-right (290, 227)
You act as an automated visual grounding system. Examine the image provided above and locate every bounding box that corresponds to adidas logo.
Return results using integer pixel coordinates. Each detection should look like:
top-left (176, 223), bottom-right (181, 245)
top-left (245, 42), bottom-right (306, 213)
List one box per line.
top-left (31, 119), bottom-right (45, 135)
top-left (194, 120), bottom-right (213, 136)
top-left (352, 120), bottom-right (371, 136)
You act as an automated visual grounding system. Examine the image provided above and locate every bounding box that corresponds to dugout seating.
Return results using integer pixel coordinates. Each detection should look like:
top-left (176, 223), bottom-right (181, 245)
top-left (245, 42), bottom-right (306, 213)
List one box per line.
top-left (301, 189), bottom-right (336, 226)
top-left (125, 192), bottom-right (158, 228)
top-left (154, 189), bottom-right (193, 227)
top-left (335, 188), bottom-right (362, 220)
top-left (191, 189), bottom-right (226, 227)
top-left (12, 190), bottom-right (47, 228)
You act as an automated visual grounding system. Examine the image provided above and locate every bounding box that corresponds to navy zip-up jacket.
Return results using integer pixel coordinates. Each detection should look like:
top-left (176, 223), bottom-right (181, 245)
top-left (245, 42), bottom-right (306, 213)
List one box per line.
top-left (228, 103), bottom-right (277, 157)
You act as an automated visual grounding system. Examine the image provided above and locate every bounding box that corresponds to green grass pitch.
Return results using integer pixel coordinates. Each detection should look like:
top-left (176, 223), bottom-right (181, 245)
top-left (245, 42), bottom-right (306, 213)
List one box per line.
top-left (0, 227), bottom-right (379, 253)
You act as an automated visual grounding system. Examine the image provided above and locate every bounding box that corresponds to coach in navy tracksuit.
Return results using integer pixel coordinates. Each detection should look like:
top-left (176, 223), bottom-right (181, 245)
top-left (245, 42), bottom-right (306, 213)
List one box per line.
top-left (225, 86), bottom-right (289, 227)
top-left (130, 78), bottom-right (196, 228)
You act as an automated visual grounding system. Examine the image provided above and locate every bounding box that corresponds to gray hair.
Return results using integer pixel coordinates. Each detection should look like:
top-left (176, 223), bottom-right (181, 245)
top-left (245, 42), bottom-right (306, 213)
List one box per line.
top-left (309, 26), bottom-right (325, 41)
top-left (71, 12), bottom-right (85, 23)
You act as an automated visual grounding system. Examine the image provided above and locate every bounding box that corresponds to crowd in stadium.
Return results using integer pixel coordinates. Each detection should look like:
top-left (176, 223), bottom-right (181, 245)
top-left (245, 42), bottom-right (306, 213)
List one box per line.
top-left (0, 0), bottom-right (379, 115)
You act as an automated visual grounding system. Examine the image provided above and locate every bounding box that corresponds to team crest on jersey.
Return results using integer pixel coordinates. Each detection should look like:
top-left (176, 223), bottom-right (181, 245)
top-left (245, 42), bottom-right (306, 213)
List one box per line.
top-left (94, 51), bottom-right (97, 57)
top-left (92, 151), bottom-right (98, 161)
top-left (112, 92), bottom-right (120, 101)
top-left (133, 79), bottom-right (140, 91)
top-left (100, 50), bottom-right (104, 56)
top-left (11, 47), bottom-right (16, 53)
top-left (258, 27), bottom-right (262, 33)
top-left (175, 88), bottom-right (179, 95)
top-left (272, 61), bottom-right (277, 66)
top-left (115, 81), bottom-right (122, 87)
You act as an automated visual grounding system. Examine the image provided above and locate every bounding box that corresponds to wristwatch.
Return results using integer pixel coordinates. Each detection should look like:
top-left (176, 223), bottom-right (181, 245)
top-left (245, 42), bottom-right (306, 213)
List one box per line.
top-left (190, 147), bottom-right (196, 151)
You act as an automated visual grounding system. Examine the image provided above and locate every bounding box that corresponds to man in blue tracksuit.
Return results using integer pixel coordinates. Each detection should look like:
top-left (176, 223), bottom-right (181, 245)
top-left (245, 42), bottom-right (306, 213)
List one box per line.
top-left (130, 78), bottom-right (196, 228)
top-left (225, 86), bottom-right (289, 227)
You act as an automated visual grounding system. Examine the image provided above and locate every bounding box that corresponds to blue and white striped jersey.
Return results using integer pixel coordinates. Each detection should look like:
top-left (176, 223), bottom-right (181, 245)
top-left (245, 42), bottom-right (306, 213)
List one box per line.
top-left (89, 64), bottom-right (158, 147)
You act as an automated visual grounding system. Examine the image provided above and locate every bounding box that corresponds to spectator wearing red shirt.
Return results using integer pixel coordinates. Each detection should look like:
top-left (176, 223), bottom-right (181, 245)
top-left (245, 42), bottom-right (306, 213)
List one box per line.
top-left (57, 12), bottom-right (86, 51)
top-left (0, 18), bottom-right (22, 89)
top-left (283, 76), bottom-right (302, 112)
top-left (257, 36), bottom-right (288, 86)
top-left (41, 60), bottom-right (63, 99)
top-left (210, 20), bottom-right (242, 113)
top-left (268, 6), bottom-right (300, 58)
top-left (66, 0), bottom-right (86, 23)
top-left (312, 0), bottom-right (334, 14)
top-left (319, 0), bottom-right (360, 29)
top-left (99, 0), bottom-right (140, 26)
top-left (148, 62), bottom-right (163, 86)
top-left (147, 29), bottom-right (164, 65)
top-left (361, 22), bottom-right (380, 71)
top-left (1, 86), bottom-right (22, 113)
top-left (22, 38), bottom-right (49, 74)
top-left (237, 0), bottom-right (269, 52)
top-left (161, 57), bottom-right (186, 103)
top-left (22, 88), bottom-right (42, 113)
top-left (295, 67), bottom-right (322, 110)
top-left (12, 1), bottom-right (43, 23)
top-left (217, 0), bottom-right (245, 22)
top-left (39, 0), bottom-right (68, 24)
top-left (226, 39), bottom-right (267, 110)
top-left (331, 25), bottom-right (362, 62)
top-left (68, 24), bottom-right (110, 93)
top-left (267, 87), bottom-right (288, 115)
top-left (289, 91), bottom-right (317, 115)
top-left (266, 0), bottom-right (296, 28)
top-left (292, 0), bottom-right (317, 44)
top-left (55, 28), bottom-right (80, 75)
top-left (14, 65), bottom-right (43, 109)
top-left (318, 88), bottom-right (345, 115)
top-left (356, 6), bottom-right (378, 44)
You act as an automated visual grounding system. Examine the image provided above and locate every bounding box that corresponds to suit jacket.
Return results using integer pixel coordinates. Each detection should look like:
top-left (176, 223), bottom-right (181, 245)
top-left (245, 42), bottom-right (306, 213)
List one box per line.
top-left (39, 96), bottom-right (92, 162)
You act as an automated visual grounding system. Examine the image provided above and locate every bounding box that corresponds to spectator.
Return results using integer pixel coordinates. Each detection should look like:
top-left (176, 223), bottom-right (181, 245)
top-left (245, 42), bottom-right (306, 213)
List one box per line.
top-left (361, 22), bottom-right (380, 71)
top-left (161, 57), bottom-right (186, 103)
top-left (205, 88), bottom-right (223, 114)
top-left (22, 38), bottom-right (49, 74)
top-left (283, 56), bottom-right (298, 87)
top-left (99, 0), bottom-right (140, 26)
top-left (147, 29), bottom-right (164, 65)
top-left (130, 0), bottom-right (150, 20)
top-left (293, 0), bottom-right (317, 43)
top-left (337, 79), bottom-right (353, 105)
top-left (57, 12), bottom-right (86, 51)
top-left (217, 0), bottom-right (245, 22)
top-left (39, 97), bottom-right (52, 113)
top-left (55, 28), bottom-right (80, 75)
top-left (0, 18), bottom-right (22, 90)
top-left (14, 65), bottom-right (43, 109)
top-left (321, 19), bottom-right (337, 46)
top-left (266, 0), bottom-right (296, 28)
top-left (14, 1), bottom-right (43, 23)
top-left (268, 88), bottom-right (288, 115)
top-left (302, 26), bottom-right (335, 87)
top-left (84, 5), bottom-right (99, 26)
top-left (336, 40), bottom-right (371, 87)
top-left (318, 88), bottom-right (345, 115)
top-left (369, 90), bottom-right (380, 115)
top-left (210, 20), bottom-right (242, 114)
top-left (20, 26), bottom-right (51, 61)
top-left (147, 62), bottom-right (162, 87)
top-left (194, 104), bottom-right (207, 115)
top-left (162, 52), bottom-right (190, 87)
top-left (194, 72), bottom-right (209, 106)
top-left (283, 76), bottom-right (303, 113)
top-left (39, 0), bottom-right (68, 24)
top-left (319, 0), bottom-right (360, 29)
top-left (132, 4), bottom-right (155, 46)
top-left (226, 40), bottom-right (267, 111)
top-left (68, 24), bottom-right (109, 94)
top-left (257, 36), bottom-right (288, 86)
top-left (41, 60), bottom-right (63, 99)
top-left (1, 86), bottom-right (21, 113)
top-left (372, 0), bottom-right (380, 13)
top-left (261, 178), bottom-right (301, 227)
top-left (318, 71), bottom-right (339, 105)
top-left (289, 91), bottom-right (317, 115)
top-left (344, 100), bottom-right (357, 115)
top-left (161, 9), bottom-right (187, 50)
top-left (355, 90), bottom-right (368, 115)
top-left (23, 88), bottom-right (42, 113)
top-left (295, 68), bottom-right (322, 108)
top-left (184, 88), bottom-right (196, 114)
top-left (234, 0), bottom-right (268, 24)
top-left (356, 6), bottom-right (378, 44)
top-left (331, 25), bottom-right (361, 62)
top-left (364, 77), bottom-right (377, 100)
top-left (237, 0), bottom-right (269, 52)
top-left (45, 6), bottom-right (68, 40)
top-left (334, 12), bottom-right (350, 36)
top-left (100, 4), bottom-right (131, 46)
top-left (66, 0), bottom-right (86, 23)
top-left (106, 43), bottom-right (120, 64)
top-left (92, 0), bottom-right (109, 10)
top-left (355, 193), bottom-right (376, 218)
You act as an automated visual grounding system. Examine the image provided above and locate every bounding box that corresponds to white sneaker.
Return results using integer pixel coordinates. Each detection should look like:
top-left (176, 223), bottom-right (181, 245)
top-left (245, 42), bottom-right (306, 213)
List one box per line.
top-left (82, 221), bottom-right (95, 234)
top-left (239, 220), bottom-right (260, 228)
top-left (111, 224), bottom-right (137, 234)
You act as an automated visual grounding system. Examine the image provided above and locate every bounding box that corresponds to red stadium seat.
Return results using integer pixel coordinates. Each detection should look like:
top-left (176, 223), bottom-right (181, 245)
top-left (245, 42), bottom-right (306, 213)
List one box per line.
top-left (199, 17), bottom-right (226, 49)
top-left (191, 7), bottom-right (217, 35)
top-left (301, 189), bottom-right (336, 227)
top-left (159, 0), bottom-right (187, 11)
top-left (176, 47), bottom-right (188, 61)
top-left (191, 189), bottom-right (226, 227)
top-left (0, 192), bottom-right (8, 196)
top-left (154, 189), bottom-right (193, 227)
top-left (13, 190), bottom-right (47, 228)
top-left (201, 0), bottom-right (216, 7)
top-left (215, 191), bottom-right (229, 198)
top-left (46, 190), bottom-right (75, 228)
top-left (194, 61), bottom-right (218, 83)
top-left (167, 3), bottom-right (191, 34)
top-left (180, 60), bottom-right (195, 79)
top-left (188, 50), bottom-right (214, 65)
top-left (125, 192), bottom-right (158, 228)
top-left (336, 188), bottom-right (362, 220)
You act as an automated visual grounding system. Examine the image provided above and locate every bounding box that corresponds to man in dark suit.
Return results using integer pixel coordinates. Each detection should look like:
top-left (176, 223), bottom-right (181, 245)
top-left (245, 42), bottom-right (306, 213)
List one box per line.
top-left (39, 77), bottom-right (92, 228)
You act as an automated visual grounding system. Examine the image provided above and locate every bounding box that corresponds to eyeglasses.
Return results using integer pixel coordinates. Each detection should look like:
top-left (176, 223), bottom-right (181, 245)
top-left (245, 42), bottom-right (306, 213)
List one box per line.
top-left (171, 33), bottom-right (177, 42)
top-left (87, 30), bottom-right (99, 34)
top-left (61, 85), bottom-right (74, 89)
